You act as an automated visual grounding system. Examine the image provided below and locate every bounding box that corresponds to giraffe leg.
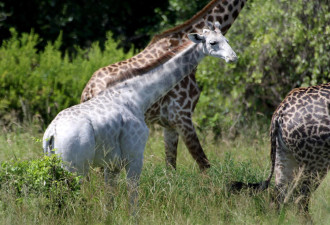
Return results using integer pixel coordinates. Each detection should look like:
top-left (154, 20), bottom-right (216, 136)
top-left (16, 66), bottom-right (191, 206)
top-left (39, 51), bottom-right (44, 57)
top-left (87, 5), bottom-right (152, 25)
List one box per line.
top-left (104, 166), bottom-right (121, 208)
top-left (52, 119), bottom-right (95, 176)
top-left (161, 112), bottom-right (210, 171)
top-left (164, 109), bottom-right (210, 171)
top-left (104, 166), bottom-right (121, 187)
top-left (120, 118), bottom-right (149, 216)
top-left (162, 76), bottom-right (210, 171)
top-left (274, 143), bottom-right (299, 207)
top-left (295, 171), bottom-right (326, 213)
top-left (163, 128), bottom-right (179, 169)
top-left (175, 121), bottom-right (210, 171)
top-left (125, 159), bottom-right (143, 217)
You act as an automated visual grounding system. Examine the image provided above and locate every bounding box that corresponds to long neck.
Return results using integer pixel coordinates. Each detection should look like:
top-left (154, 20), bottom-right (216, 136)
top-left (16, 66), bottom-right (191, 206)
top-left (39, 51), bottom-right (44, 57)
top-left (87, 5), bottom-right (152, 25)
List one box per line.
top-left (148, 0), bottom-right (246, 46)
top-left (112, 43), bottom-right (204, 113)
top-left (82, 0), bottom-right (246, 103)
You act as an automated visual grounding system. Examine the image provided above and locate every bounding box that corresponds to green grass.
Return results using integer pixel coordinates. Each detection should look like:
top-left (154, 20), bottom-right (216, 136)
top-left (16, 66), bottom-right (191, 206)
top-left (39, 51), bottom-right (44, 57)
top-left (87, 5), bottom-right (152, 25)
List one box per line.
top-left (0, 125), bottom-right (329, 224)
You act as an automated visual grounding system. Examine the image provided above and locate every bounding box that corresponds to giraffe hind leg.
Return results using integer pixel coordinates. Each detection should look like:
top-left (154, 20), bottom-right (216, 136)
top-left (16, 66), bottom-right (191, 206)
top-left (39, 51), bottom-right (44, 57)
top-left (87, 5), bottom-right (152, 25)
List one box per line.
top-left (175, 119), bottom-right (210, 171)
top-left (294, 170), bottom-right (327, 213)
top-left (274, 140), bottom-right (299, 208)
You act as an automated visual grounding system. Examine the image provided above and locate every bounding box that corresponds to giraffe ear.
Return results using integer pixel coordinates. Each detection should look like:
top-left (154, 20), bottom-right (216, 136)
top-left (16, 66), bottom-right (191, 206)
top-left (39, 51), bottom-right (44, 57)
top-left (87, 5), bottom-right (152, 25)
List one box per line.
top-left (188, 33), bottom-right (205, 43)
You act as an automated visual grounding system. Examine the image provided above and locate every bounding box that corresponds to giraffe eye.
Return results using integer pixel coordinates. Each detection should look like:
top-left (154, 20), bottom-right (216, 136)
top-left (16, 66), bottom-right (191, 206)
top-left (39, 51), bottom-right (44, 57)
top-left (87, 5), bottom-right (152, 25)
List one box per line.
top-left (210, 41), bottom-right (218, 46)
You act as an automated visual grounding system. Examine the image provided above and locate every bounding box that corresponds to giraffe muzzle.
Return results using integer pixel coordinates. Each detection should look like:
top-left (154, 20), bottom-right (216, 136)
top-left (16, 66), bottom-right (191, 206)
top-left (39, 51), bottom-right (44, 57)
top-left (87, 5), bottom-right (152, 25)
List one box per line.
top-left (226, 52), bottom-right (238, 63)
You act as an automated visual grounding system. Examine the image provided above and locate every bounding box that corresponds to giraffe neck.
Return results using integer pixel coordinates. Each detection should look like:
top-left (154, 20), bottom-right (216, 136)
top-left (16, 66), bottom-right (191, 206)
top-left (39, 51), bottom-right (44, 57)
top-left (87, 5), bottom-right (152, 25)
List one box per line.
top-left (81, 1), bottom-right (246, 103)
top-left (110, 42), bottom-right (203, 113)
top-left (149, 0), bottom-right (246, 46)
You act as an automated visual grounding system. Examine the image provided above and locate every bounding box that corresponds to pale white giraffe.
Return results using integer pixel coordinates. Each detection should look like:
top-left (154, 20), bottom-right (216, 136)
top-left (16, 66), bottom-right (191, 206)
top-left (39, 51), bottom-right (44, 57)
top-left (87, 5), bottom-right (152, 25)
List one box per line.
top-left (43, 24), bottom-right (237, 212)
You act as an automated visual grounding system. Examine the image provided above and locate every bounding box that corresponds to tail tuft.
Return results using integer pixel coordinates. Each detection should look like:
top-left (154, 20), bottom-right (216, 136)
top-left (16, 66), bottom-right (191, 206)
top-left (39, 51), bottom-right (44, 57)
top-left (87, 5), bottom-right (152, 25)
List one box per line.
top-left (43, 130), bottom-right (55, 155)
top-left (230, 181), bottom-right (247, 192)
top-left (230, 116), bottom-right (279, 194)
top-left (230, 180), bottom-right (270, 192)
top-left (48, 136), bottom-right (54, 153)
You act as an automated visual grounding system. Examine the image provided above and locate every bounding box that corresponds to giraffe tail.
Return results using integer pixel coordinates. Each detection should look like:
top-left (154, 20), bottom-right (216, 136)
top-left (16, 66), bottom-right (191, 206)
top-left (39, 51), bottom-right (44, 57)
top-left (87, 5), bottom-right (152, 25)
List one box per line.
top-left (43, 125), bottom-right (55, 155)
top-left (231, 118), bottom-right (278, 192)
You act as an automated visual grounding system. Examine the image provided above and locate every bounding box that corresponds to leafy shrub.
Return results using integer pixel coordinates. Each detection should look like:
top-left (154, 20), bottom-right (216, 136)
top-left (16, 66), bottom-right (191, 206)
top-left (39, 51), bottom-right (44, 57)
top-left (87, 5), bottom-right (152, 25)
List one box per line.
top-left (0, 29), bottom-right (133, 128)
top-left (0, 155), bottom-right (81, 206)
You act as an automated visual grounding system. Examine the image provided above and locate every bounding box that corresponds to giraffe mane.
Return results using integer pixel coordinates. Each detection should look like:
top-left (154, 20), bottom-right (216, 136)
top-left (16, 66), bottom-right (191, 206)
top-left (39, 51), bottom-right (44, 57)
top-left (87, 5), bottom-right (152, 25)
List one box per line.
top-left (105, 41), bottom-right (193, 88)
top-left (148, 0), bottom-right (220, 45)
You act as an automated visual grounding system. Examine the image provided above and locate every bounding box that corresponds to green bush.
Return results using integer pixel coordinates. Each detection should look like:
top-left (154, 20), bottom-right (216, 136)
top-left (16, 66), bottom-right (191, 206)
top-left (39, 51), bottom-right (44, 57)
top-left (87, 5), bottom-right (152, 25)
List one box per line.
top-left (0, 29), bottom-right (133, 127)
top-left (0, 155), bottom-right (81, 206)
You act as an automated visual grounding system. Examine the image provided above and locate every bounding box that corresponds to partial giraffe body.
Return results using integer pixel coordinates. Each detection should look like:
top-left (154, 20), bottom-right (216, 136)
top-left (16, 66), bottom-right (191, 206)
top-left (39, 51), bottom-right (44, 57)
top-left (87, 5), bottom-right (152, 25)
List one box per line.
top-left (43, 27), bottom-right (237, 214)
top-left (81, 0), bottom-right (247, 170)
top-left (232, 83), bottom-right (330, 213)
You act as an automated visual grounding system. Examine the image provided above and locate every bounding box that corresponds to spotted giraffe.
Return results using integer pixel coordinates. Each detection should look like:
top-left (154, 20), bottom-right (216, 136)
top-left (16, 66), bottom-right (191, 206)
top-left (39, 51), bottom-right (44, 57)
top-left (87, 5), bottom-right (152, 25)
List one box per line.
top-left (81, 0), bottom-right (247, 170)
top-left (44, 27), bottom-right (237, 212)
top-left (233, 83), bottom-right (330, 212)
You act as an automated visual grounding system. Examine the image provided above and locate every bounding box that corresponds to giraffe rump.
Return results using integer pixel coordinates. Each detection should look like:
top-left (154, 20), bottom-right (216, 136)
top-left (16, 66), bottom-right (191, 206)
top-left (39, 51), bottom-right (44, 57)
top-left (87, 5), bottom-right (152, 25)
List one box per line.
top-left (232, 83), bottom-right (330, 213)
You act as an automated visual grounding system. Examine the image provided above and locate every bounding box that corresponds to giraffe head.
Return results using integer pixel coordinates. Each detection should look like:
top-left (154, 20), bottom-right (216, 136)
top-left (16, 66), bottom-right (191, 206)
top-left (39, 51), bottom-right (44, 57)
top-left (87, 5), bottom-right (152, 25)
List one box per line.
top-left (188, 22), bottom-right (237, 63)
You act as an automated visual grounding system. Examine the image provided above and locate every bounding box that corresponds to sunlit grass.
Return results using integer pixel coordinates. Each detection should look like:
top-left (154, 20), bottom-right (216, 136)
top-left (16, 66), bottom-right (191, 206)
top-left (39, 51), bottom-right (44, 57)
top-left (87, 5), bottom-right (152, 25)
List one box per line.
top-left (0, 125), bottom-right (329, 224)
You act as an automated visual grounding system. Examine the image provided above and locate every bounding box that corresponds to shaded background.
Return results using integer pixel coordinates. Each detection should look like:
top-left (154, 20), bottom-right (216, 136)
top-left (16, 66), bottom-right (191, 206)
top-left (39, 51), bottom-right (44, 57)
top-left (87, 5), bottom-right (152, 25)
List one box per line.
top-left (0, 0), bottom-right (211, 52)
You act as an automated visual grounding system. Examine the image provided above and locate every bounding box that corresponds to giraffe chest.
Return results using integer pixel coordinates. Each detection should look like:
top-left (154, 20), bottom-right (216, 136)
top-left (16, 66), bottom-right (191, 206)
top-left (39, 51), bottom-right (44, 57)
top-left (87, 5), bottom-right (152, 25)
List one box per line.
top-left (144, 73), bottom-right (200, 128)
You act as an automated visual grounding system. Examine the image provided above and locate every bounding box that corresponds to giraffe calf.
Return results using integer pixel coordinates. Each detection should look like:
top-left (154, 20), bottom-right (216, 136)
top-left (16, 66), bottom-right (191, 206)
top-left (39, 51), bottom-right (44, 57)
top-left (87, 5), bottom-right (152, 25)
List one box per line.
top-left (232, 83), bottom-right (330, 213)
top-left (43, 26), bottom-right (237, 214)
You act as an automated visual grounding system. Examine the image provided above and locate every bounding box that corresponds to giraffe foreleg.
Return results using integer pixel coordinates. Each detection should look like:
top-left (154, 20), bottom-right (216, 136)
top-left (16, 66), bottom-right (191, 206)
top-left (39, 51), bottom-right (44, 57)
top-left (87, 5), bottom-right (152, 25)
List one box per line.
top-left (163, 128), bottom-right (179, 169)
top-left (120, 117), bottom-right (149, 216)
top-left (125, 161), bottom-right (142, 217)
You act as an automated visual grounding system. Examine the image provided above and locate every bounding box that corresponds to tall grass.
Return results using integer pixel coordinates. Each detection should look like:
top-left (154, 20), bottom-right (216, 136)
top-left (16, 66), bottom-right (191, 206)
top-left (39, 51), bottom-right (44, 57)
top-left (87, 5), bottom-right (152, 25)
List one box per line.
top-left (0, 126), bottom-right (329, 224)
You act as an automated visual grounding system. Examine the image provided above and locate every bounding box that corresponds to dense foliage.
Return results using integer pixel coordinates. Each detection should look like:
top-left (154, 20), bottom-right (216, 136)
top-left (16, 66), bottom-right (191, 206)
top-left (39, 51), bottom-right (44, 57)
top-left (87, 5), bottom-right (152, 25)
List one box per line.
top-left (155, 0), bottom-right (210, 28)
top-left (0, 29), bottom-right (132, 127)
top-left (0, 0), bottom-right (169, 51)
top-left (0, 155), bottom-right (81, 206)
